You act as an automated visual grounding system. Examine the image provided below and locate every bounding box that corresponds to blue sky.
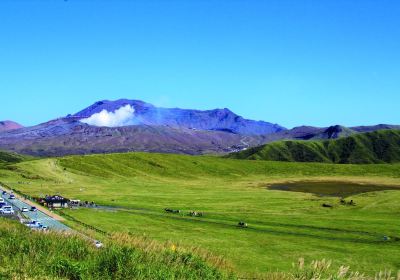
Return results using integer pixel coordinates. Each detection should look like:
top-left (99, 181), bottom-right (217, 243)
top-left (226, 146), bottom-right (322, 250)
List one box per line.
top-left (0, 0), bottom-right (399, 129)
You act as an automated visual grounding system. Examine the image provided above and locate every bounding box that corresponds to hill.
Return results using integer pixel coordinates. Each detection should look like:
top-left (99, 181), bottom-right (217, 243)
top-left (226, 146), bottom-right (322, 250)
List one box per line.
top-left (0, 150), bottom-right (28, 164)
top-left (0, 120), bottom-right (23, 132)
top-left (260, 124), bottom-right (400, 143)
top-left (228, 130), bottom-right (400, 164)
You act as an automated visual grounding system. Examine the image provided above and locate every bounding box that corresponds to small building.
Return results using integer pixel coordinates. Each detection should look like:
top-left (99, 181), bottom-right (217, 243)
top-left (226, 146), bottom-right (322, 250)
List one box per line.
top-left (44, 195), bottom-right (69, 209)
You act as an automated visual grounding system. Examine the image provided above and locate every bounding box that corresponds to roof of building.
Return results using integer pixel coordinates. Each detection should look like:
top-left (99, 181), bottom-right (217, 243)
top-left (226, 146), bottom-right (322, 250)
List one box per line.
top-left (44, 195), bottom-right (69, 203)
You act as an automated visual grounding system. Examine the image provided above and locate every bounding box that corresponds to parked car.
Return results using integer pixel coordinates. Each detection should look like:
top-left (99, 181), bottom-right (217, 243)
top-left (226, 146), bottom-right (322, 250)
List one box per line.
top-left (26, 220), bottom-right (41, 228)
top-left (9, 194), bottom-right (15, 200)
top-left (1, 206), bottom-right (14, 215)
top-left (30, 206), bottom-right (37, 212)
top-left (26, 221), bottom-right (48, 231)
top-left (2, 191), bottom-right (6, 195)
top-left (0, 202), bottom-right (7, 208)
top-left (0, 198), bottom-right (4, 203)
top-left (21, 207), bottom-right (29, 212)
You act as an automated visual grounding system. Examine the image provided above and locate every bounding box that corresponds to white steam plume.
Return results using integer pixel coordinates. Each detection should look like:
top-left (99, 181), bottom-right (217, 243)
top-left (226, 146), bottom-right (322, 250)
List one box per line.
top-left (80, 105), bottom-right (136, 127)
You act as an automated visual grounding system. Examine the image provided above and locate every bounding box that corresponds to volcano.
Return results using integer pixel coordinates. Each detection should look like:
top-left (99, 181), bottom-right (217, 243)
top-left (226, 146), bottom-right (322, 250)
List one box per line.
top-left (0, 99), bottom-right (284, 156)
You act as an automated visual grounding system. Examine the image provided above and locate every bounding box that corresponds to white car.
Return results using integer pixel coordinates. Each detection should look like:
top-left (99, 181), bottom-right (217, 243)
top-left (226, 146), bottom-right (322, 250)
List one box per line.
top-left (21, 207), bottom-right (29, 212)
top-left (1, 206), bottom-right (14, 215)
top-left (26, 220), bottom-right (42, 228)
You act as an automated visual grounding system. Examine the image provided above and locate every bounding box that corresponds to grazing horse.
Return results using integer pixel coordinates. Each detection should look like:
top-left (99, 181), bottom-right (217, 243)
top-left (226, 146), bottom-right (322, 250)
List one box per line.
top-left (322, 203), bottom-right (333, 208)
top-left (348, 200), bottom-right (356, 206)
top-left (189, 211), bottom-right (204, 217)
top-left (238, 221), bottom-right (248, 228)
top-left (165, 208), bottom-right (180, 214)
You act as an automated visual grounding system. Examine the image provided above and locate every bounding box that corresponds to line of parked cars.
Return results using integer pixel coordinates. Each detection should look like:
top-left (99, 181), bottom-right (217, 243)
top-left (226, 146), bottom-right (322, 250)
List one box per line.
top-left (0, 191), bottom-right (15, 215)
top-left (1, 189), bottom-right (49, 230)
top-left (0, 205), bottom-right (15, 215)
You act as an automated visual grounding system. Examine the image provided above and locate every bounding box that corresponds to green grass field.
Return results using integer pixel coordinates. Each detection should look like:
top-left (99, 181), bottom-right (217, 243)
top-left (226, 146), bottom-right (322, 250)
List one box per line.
top-left (1, 152), bottom-right (400, 278)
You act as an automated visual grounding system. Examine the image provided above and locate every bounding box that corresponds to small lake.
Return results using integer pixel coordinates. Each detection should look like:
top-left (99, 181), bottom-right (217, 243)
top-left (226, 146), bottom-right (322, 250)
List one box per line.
top-left (268, 182), bottom-right (399, 197)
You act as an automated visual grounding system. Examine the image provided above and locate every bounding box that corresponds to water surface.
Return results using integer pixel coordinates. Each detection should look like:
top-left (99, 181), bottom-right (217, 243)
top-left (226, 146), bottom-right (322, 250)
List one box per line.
top-left (268, 182), bottom-right (399, 197)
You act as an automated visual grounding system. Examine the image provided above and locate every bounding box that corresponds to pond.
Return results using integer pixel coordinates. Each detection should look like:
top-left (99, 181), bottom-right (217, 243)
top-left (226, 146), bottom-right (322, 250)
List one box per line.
top-left (268, 182), bottom-right (399, 197)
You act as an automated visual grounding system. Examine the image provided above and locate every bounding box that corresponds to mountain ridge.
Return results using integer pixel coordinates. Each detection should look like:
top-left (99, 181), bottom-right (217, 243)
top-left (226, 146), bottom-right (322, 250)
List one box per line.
top-left (228, 129), bottom-right (400, 164)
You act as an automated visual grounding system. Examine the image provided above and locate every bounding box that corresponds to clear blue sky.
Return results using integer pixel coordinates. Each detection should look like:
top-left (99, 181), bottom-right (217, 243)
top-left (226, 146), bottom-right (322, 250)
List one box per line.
top-left (1, 0), bottom-right (399, 128)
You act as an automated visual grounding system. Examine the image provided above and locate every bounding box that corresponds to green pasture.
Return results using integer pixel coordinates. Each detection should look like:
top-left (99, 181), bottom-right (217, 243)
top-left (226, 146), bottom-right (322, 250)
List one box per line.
top-left (1, 152), bottom-right (399, 277)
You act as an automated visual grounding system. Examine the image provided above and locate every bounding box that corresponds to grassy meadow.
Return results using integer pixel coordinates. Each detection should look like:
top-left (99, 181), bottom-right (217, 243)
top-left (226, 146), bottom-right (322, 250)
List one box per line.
top-left (1, 152), bottom-right (400, 278)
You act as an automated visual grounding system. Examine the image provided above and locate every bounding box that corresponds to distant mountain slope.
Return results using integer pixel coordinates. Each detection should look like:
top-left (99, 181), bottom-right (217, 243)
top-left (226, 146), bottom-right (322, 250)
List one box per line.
top-left (0, 120), bottom-right (23, 132)
top-left (72, 99), bottom-right (286, 135)
top-left (0, 118), bottom-right (266, 156)
top-left (228, 130), bottom-right (400, 164)
top-left (261, 124), bottom-right (400, 143)
top-left (351, 124), bottom-right (400, 133)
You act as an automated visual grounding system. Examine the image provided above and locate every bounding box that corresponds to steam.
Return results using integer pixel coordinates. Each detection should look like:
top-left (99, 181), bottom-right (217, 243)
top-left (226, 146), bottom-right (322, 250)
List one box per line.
top-left (80, 105), bottom-right (136, 127)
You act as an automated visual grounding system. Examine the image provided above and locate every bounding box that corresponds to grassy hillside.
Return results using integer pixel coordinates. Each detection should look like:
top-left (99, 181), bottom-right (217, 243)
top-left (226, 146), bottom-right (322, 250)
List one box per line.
top-left (1, 152), bottom-right (400, 277)
top-left (0, 149), bottom-right (28, 164)
top-left (228, 130), bottom-right (400, 164)
top-left (0, 218), bottom-right (233, 279)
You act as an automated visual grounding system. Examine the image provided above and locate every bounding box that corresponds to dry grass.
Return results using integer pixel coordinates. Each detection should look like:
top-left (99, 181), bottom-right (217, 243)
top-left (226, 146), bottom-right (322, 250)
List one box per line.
top-left (287, 258), bottom-right (400, 280)
top-left (110, 232), bottom-right (234, 273)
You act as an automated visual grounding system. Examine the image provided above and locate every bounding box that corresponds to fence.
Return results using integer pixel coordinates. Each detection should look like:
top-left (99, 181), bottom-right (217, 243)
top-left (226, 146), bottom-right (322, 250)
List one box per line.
top-left (60, 211), bottom-right (108, 235)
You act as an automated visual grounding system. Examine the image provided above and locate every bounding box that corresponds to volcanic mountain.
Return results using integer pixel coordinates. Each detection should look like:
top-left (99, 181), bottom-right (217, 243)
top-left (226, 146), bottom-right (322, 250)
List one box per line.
top-left (0, 99), bottom-right (284, 156)
top-left (72, 99), bottom-right (285, 135)
top-left (0, 99), bottom-right (398, 157)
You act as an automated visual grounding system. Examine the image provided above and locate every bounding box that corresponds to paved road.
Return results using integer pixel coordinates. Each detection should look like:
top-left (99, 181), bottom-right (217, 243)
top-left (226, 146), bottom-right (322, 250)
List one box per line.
top-left (1, 192), bottom-right (70, 231)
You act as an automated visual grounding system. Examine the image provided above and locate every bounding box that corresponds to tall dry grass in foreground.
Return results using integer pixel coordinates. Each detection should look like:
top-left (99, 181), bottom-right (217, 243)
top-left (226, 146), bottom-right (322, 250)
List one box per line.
top-left (258, 258), bottom-right (400, 280)
top-left (0, 218), bottom-right (234, 280)
top-left (1, 217), bottom-right (398, 280)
